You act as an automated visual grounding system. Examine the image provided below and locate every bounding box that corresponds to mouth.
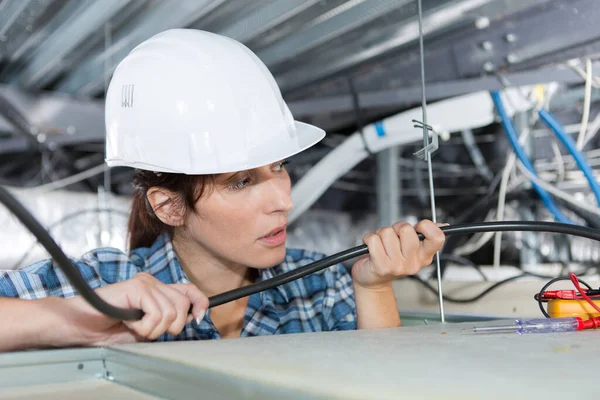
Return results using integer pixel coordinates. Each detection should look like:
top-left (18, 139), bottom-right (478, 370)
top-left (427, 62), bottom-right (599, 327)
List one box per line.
top-left (261, 225), bottom-right (286, 239)
top-left (259, 225), bottom-right (287, 246)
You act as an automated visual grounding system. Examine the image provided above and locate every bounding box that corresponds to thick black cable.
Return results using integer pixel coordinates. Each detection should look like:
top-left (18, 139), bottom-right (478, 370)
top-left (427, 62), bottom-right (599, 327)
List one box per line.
top-left (0, 186), bottom-right (143, 321)
top-left (3, 184), bottom-right (600, 319)
top-left (209, 221), bottom-right (600, 307)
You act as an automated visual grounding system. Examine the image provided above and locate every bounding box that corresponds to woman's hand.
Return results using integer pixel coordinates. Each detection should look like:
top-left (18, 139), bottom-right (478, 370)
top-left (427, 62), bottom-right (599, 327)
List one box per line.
top-left (351, 219), bottom-right (446, 291)
top-left (48, 272), bottom-right (208, 347)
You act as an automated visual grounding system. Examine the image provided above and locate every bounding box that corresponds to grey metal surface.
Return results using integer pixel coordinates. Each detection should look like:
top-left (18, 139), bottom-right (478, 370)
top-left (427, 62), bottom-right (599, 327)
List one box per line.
top-left (0, 347), bottom-right (103, 388)
top-left (289, 61), bottom-right (600, 117)
top-left (0, 0), bottom-right (594, 137)
top-left (15, 0), bottom-right (132, 89)
top-left (0, 381), bottom-right (163, 400)
top-left (0, 0), bottom-right (35, 38)
top-left (257, 0), bottom-right (415, 67)
top-left (0, 84), bottom-right (104, 153)
top-left (217, 0), bottom-right (322, 45)
top-left (104, 347), bottom-right (329, 400)
top-left (55, 0), bottom-right (228, 95)
top-left (110, 321), bottom-right (599, 399)
top-left (452, 0), bottom-right (600, 77)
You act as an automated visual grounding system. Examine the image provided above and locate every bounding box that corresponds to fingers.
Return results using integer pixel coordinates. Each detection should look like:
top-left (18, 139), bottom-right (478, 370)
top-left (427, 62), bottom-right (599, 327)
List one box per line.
top-left (392, 222), bottom-right (420, 268)
top-left (414, 219), bottom-right (446, 265)
top-left (124, 283), bottom-right (164, 339)
top-left (147, 288), bottom-right (180, 339)
top-left (376, 226), bottom-right (402, 261)
top-left (170, 284), bottom-right (209, 323)
top-left (122, 273), bottom-right (207, 340)
top-left (362, 233), bottom-right (387, 275)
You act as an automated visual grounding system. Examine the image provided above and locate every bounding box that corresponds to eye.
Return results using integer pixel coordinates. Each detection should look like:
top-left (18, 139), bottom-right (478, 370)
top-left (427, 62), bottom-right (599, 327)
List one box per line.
top-left (229, 177), bottom-right (251, 190)
top-left (274, 160), bottom-right (289, 172)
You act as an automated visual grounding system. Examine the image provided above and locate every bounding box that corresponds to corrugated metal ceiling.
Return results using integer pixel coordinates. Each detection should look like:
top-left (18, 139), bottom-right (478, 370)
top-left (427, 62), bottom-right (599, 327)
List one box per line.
top-left (0, 0), bottom-right (597, 135)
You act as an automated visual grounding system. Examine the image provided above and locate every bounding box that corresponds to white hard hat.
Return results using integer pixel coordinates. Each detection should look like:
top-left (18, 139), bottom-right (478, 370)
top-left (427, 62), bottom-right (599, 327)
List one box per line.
top-left (105, 29), bottom-right (325, 174)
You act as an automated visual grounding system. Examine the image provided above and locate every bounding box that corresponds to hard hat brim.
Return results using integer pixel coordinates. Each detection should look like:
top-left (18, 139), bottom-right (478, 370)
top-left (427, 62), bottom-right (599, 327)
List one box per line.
top-left (105, 120), bottom-right (326, 175)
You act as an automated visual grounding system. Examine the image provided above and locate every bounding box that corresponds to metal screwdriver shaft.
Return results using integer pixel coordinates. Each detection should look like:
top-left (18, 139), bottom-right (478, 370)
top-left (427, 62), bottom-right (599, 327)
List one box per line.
top-left (416, 0), bottom-right (445, 323)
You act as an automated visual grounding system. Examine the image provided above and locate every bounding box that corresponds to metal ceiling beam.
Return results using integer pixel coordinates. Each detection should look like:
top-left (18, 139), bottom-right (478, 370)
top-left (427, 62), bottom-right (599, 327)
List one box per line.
top-left (256, 0), bottom-right (415, 67)
top-left (0, 84), bottom-right (104, 154)
top-left (276, 0), bottom-right (495, 92)
top-left (0, 59), bottom-right (594, 156)
top-left (55, 0), bottom-right (228, 96)
top-left (218, 0), bottom-right (322, 44)
top-left (16, 0), bottom-right (133, 90)
top-left (287, 61), bottom-right (600, 117)
top-left (0, 0), bottom-right (34, 38)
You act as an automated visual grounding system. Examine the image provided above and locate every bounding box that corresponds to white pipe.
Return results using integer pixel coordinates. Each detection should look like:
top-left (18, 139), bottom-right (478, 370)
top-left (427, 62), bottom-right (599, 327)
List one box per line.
top-left (290, 88), bottom-right (535, 223)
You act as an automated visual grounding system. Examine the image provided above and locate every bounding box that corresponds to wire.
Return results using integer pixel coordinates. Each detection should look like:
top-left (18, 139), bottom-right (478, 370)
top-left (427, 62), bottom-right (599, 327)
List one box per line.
top-left (550, 140), bottom-right (565, 184)
top-left (569, 272), bottom-right (600, 314)
top-left (491, 91), bottom-right (570, 223)
top-left (568, 61), bottom-right (600, 88)
top-left (410, 273), bottom-right (527, 304)
top-left (6, 181), bottom-right (600, 318)
top-left (514, 159), bottom-right (600, 217)
top-left (209, 221), bottom-right (600, 308)
top-left (454, 210), bottom-right (497, 256)
top-left (538, 108), bottom-right (600, 207)
top-left (576, 58), bottom-right (593, 150)
top-left (537, 275), bottom-right (593, 318)
top-left (23, 164), bottom-right (109, 194)
top-left (435, 253), bottom-right (488, 281)
top-left (0, 185), bottom-right (143, 321)
top-left (461, 128), bottom-right (493, 182)
top-left (494, 118), bottom-right (530, 270)
top-left (582, 112), bottom-right (600, 149)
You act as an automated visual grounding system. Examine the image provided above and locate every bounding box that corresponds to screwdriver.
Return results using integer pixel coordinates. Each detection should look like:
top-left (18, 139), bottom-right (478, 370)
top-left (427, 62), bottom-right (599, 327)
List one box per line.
top-left (462, 317), bottom-right (600, 335)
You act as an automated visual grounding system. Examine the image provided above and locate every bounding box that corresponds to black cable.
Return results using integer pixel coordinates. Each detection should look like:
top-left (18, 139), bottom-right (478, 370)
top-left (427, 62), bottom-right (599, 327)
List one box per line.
top-left (409, 273), bottom-right (527, 304)
top-left (4, 182), bottom-right (600, 319)
top-left (435, 254), bottom-right (488, 281)
top-left (209, 221), bottom-right (600, 308)
top-left (0, 186), bottom-right (143, 321)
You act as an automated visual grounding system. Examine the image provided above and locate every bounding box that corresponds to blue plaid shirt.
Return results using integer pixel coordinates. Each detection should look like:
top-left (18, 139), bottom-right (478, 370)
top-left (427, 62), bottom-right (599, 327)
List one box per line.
top-left (0, 234), bottom-right (356, 340)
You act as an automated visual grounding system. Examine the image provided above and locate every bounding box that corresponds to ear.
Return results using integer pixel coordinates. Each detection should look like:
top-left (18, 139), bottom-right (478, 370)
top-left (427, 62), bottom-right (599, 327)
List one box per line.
top-left (146, 187), bottom-right (186, 227)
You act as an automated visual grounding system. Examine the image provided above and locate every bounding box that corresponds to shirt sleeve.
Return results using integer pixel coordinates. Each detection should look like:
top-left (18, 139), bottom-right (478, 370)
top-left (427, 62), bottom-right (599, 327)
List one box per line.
top-left (326, 263), bottom-right (357, 331)
top-left (0, 248), bottom-right (138, 300)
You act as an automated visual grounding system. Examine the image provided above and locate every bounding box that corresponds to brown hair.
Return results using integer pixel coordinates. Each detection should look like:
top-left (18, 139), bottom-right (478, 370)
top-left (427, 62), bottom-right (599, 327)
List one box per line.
top-left (128, 169), bottom-right (213, 250)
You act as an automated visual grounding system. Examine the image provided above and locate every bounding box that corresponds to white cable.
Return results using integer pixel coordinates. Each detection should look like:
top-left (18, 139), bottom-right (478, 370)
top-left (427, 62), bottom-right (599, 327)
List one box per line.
top-left (493, 151), bottom-right (518, 269)
top-left (493, 117), bottom-right (534, 269)
top-left (576, 58), bottom-right (593, 150)
top-left (569, 62), bottom-right (600, 88)
top-left (550, 140), bottom-right (565, 183)
top-left (514, 160), bottom-right (600, 217)
top-left (582, 112), bottom-right (600, 149)
top-left (22, 164), bottom-right (109, 194)
top-left (453, 210), bottom-right (497, 256)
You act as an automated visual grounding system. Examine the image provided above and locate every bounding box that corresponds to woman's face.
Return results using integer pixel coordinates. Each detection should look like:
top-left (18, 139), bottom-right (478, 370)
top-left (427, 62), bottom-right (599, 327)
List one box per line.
top-left (182, 160), bottom-right (293, 269)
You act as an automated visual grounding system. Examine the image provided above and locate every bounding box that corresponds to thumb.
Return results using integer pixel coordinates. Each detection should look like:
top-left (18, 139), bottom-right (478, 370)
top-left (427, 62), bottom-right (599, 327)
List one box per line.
top-left (171, 283), bottom-right (209, 323)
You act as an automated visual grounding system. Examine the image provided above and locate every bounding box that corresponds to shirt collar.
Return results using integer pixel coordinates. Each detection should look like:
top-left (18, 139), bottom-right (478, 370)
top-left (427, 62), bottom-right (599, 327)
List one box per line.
top-left (145, 233), bottom-right (289, 302)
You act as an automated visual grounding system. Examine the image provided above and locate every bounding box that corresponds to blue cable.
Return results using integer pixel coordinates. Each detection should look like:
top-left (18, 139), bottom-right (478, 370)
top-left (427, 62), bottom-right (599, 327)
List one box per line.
top-left (538, 108), bottom-right (600, 207)
top-left (490, 91), bottom-right (571, 223)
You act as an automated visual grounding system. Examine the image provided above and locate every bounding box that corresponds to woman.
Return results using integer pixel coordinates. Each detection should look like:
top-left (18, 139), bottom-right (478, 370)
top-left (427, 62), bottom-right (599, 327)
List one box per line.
top-left (0, 29), bottom-right (445, 352)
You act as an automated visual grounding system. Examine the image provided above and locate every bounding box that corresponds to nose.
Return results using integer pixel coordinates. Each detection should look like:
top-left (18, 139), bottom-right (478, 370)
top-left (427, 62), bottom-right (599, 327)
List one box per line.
top-left (265, 177), bottom-right (293, 214)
